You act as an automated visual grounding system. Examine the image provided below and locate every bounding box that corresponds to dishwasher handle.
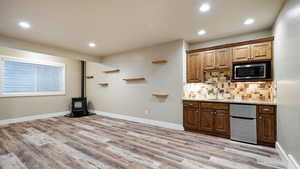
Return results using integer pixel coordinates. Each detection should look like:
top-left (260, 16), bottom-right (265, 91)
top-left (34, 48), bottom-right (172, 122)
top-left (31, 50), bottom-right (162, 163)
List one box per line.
top-left (231, 116), bottom-right (256, 120)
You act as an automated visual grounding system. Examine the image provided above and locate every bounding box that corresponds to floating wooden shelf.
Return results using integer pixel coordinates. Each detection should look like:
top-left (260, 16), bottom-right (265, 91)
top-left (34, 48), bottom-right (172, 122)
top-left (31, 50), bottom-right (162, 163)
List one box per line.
top-left (152, 60), bottom-right (167, 64)
top-left (152, 93), bottom-right (169, 98)
top-left (123, 77), bottom-right (145, 81)
top-left (103, 69), bottom-right (120, 73)
top-left (98, 83), bottom-right (109, 86)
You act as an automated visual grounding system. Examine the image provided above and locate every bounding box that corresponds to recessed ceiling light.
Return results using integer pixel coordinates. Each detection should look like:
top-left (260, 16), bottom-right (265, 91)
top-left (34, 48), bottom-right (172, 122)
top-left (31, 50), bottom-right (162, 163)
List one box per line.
top-left (198, 30), bottom-right (206, 36)
top-left (88, 42), bottom-right (96, 48)
top-left (199, 3), bottom-right (211, 13)
top-left (18, 21), bottom-right (31, 29)
top-left (244, 18), bottom-right (255, 25)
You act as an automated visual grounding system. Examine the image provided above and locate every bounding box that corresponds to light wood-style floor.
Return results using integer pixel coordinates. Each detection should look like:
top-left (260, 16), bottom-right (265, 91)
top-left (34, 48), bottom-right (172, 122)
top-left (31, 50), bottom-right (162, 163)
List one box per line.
top-left (0, 115), bottom-right (286, 169)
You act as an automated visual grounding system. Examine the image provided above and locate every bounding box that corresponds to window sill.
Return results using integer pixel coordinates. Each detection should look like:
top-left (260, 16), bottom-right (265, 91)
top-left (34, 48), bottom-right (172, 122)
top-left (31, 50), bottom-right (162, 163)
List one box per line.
top-left (0, 92), bottom-right (66, 98)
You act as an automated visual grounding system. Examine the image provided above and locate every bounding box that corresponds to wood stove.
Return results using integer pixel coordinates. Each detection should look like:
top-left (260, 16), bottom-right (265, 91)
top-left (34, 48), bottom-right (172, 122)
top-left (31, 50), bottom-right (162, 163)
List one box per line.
top-left (70, 97), bottom-right (88, 117)
top-left (65, 61), bottom-right (95, 118)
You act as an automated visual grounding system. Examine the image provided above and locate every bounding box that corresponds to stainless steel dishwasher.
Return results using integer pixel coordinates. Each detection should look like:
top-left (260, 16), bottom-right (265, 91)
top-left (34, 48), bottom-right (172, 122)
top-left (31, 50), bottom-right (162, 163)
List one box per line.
top-left (230, 104), bottom-right (257, 144)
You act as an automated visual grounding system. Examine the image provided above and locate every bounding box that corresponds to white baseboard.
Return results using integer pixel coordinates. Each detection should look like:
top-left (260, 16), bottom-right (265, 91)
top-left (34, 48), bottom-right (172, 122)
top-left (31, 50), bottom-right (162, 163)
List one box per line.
top-left (276, 142), bottom-right (300, 169)
top-left (276, 142), bottom-right (289, 165)
top-left (91, 110), bottom-right (184, 131)
top-left (289, 155), bottom-right (300, 169)
top-left (0, 111), bottom-right (69, 126)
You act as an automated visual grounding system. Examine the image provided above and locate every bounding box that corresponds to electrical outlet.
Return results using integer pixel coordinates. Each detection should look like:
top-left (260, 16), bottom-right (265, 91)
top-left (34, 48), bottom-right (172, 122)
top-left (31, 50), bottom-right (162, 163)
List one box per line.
top-left (145, 109), bottom-right (150, 115)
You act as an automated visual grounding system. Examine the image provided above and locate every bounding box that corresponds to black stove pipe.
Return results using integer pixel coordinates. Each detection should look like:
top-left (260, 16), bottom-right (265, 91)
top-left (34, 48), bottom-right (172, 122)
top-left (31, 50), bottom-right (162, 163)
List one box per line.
top-left (81, 60), bottom-right (85, 98)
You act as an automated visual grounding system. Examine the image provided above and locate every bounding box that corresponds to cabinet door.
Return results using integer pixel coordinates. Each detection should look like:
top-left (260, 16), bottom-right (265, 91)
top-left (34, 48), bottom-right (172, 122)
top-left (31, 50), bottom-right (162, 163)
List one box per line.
top-left (183, 108), bottom-right (199, 130)
top-left (214, 110), bottom-right (230, 136)
top-left (199, 109), bottom-right (214, 132)
top-left (251, 42), bottom-right (272, 61)
top-left (187, 53), bottom-right (202, 83)
top-left (203, 51), bottom-right (216, 70)
top-left (257, 114), bottom-right (276, 144)
top-left (232, 45), bottom-right (251, 62)
top-left (215, 48), bottom-right (232, 69)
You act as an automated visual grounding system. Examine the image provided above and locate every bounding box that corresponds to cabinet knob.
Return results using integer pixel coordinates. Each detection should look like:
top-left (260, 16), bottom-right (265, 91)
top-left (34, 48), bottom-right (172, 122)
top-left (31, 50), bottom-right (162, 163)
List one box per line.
top-left (259, 116), bottom-right (262, 119)
top-left (263, 108), bottom-right (270, 111)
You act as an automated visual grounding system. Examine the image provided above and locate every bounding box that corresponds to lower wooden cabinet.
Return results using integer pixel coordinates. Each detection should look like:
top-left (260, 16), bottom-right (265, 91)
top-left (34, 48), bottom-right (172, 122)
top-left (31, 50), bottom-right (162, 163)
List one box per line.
top-left (257, 105), bottom-right (276, 147)
top-left (183, 108), bottom-right (199, 130)
top-left (214, 110), bottom-right (230, 136)
top-left (199, 109), bottom-right (229, 137)
top-left (199, 109), bottom-right (214, 132)
top-left (183, 101), bottom-right (276, 147)
top-left (183, 101), bottom-right (230, 138)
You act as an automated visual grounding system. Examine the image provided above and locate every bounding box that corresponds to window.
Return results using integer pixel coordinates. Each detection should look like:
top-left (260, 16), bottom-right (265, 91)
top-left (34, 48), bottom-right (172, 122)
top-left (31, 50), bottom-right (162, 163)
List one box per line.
top-left (0, 56), bottom-right (65, 97)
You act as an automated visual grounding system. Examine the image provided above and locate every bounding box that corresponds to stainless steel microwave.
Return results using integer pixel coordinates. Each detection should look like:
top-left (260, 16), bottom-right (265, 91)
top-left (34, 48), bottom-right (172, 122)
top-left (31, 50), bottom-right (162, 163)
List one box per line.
top-left (233, 61), bottom-right (271, 80)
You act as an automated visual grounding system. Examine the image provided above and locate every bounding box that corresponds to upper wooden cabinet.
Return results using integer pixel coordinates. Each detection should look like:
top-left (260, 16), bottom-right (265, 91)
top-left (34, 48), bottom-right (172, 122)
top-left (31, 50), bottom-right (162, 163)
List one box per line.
top-left (203, 48), bottom-right (231, 70)
top-left (215, 48), bottom-right (232, 70)
top-left (186, 37), bottom-right (274, 83)
top-left (233, 42), bottom-right (272, 62)
top-left (251, 42), bottom-right (272, 61)
top-left (187, 52), bottom-right (202, 83)
top-left (232, 45), bottom-right (251, 62)
top-left (203, 51), bottom-right (216, 70)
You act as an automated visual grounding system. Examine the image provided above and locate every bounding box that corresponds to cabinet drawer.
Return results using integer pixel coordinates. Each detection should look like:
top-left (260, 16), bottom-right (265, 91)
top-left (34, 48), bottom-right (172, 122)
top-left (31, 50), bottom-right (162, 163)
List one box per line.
top-left (201, 102), bottom-right (229, 110)
top-left (258, 105), bottom-right (276, 114)
top-left (183, 101), bottom-right (199, 109)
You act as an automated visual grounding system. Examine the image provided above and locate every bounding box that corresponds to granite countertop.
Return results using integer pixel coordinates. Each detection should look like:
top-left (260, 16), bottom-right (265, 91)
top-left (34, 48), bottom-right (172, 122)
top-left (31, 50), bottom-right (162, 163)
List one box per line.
top-left (182, 98), bottom-right (277, 105)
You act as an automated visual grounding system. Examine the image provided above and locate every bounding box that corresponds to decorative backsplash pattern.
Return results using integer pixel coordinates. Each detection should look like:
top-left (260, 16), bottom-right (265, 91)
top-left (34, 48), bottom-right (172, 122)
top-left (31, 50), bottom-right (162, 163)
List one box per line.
top-left (184, 71), bottom-right (276, 102)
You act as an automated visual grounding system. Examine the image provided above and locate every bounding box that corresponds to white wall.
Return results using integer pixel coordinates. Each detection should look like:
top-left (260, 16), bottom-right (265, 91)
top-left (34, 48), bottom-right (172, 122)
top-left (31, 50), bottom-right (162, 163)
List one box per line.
top-left (273, 0), bottom-right (300, 165)
top-left (182, 41), bottom-right (189, 83)
top-left (86, 40), bottom-right (185, 124)
top-left (189, 29), bottom-right (273, 50)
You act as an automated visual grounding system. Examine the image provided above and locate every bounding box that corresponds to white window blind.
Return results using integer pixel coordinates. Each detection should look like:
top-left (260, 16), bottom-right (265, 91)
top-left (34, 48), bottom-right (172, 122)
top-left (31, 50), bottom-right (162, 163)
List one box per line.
top-left (0, 57), bottom-right (65, 97)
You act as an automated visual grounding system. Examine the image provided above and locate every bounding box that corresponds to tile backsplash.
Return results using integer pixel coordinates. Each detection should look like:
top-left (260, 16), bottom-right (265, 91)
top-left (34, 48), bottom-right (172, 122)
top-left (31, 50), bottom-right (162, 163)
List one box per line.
top-left (184, 71), bottom-right (276, 102)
